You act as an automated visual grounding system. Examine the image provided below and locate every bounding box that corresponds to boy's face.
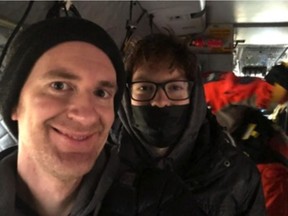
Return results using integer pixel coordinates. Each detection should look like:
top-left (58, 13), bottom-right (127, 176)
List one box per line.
top-left (12, 41), bottom-right (117, 180)
top-left (131, 64), bottom-right (190, 107)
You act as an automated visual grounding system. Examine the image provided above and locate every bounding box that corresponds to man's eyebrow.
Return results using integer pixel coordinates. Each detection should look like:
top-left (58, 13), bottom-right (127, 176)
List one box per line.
top-left (42, 70), bottom-right (80, 80)
top-left (42, 69), bottom-right (117, 89)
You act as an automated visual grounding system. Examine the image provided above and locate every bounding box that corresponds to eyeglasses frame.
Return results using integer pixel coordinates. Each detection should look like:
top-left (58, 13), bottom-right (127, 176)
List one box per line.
top-left (126, 80), bottom-right (194, 102)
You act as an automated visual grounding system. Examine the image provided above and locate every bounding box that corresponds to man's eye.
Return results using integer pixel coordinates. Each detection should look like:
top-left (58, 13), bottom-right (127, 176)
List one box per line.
top-left (94, 89), bottom-right (111, 98)
top-left (51, 82), bottom-right (70, 90)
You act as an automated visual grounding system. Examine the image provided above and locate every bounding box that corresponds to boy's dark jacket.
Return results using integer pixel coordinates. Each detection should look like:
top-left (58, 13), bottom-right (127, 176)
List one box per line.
top-left (103, 71), bottom-right (266, 216)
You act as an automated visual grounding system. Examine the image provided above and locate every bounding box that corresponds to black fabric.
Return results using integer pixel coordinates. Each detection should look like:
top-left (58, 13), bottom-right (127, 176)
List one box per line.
top-left (265, 63), bottom-right (288, 90)
top-left (131, 104), bottom-right (190, 148)
top-left (0, 17), bottom-right (125, 138)
top-left (15, 195), bottom-right (38, 216)
top-left (99, 168), bottom-right (206, 216)
top-left (0, 149), bottom-right (17, 216)
top-left (231, 107), bottom-right (288, 166)
top-left (109, 110), bottom-right (266, 215)
top-left (0, 145), bottom-right (119, 216)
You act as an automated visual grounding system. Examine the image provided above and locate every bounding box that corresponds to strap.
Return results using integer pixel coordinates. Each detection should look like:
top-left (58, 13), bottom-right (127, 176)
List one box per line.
top-left (81, 146), bottom-right (119, 216)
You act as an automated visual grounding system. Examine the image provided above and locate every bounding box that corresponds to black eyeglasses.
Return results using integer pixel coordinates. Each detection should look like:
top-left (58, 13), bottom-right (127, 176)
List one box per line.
top-left (127, 80), bottom-right (194, 102)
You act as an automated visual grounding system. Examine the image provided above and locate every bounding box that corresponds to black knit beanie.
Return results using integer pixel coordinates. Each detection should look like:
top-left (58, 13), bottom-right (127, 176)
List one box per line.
top-left (265, 63), bottom-right (288, 90)
top-left (0, 17), bottom-right (125, 138)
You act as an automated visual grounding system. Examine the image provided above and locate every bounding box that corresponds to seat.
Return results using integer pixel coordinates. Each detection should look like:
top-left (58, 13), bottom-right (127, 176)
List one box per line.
top-left (0, 114), bottom-right (17, 151)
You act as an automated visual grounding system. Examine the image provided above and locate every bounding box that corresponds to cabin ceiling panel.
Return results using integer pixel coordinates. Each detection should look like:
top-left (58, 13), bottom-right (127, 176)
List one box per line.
top-left (139, 0), bottom-right (206, 36)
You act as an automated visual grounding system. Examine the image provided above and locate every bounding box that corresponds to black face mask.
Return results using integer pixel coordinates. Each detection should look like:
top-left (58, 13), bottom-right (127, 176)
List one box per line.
top-left (131, 105), bottom-right (190, 148)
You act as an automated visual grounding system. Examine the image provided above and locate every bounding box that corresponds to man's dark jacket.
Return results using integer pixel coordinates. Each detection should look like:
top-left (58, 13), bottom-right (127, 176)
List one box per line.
top-left (0, 145), bottom-right (118, 216)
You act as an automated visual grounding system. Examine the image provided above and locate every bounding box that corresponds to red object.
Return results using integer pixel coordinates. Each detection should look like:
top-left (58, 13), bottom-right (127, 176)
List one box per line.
top-left (191, 38), bottom-right (223, 48)
top-left (203, 71), bottom-right (273, 113)
top-left (257, 163), bottom-right (288, 216)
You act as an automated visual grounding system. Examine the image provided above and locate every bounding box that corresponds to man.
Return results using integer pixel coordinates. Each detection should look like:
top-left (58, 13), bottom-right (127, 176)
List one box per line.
top-left (0, 17), bottom-right (206, 216)
top-left (0, 17), bottom-right (126, 215)
top-left (107, 33), bottom-right (266, 215)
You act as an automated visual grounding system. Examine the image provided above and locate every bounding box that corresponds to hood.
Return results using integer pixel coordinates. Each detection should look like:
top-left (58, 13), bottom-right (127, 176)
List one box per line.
top-left (0, 145), bottom-right (118, 216)
top-left (117, 70), bottom-right (207, 169)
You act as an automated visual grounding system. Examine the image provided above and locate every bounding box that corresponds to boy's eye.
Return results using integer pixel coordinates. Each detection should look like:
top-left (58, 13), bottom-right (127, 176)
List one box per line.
top-left (169, 84), bottom-right (183, 91)
top-left (51, 82), bottom-right (70, 90)
top-left (139, 85), bottom-right (153, 92)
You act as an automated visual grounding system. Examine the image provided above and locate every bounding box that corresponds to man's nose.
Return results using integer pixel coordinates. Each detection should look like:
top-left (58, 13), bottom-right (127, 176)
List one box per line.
top-left (150, 88), bottom-right (171, 107)
top-left (66, 93), bottom-right (99, 125)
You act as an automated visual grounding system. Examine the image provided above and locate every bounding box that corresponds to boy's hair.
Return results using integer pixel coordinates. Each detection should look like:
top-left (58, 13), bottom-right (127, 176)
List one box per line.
top-left (124, 33), bottom-right (198, 82)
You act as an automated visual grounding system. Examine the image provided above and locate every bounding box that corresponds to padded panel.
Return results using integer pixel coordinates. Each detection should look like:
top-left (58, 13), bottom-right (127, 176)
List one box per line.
top-left (0, 115), bottom-right (17, 151)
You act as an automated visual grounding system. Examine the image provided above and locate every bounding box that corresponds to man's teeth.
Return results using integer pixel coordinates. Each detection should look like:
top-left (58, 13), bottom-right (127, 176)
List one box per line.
top-left (64, 132), bottom-right (89, 141)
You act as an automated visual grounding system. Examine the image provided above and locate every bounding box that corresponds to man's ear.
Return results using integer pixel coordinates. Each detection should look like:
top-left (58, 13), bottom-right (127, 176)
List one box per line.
top-left (11, 106), bottom-right (18, 121)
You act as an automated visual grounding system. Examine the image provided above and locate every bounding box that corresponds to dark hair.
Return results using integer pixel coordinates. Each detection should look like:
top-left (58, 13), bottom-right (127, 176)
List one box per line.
top-left (124, 33), bottom-right (198, 82)
top-left (0, 17), bottom-right (125, 138)
top-left (265, 62), bottom-right (288, 90)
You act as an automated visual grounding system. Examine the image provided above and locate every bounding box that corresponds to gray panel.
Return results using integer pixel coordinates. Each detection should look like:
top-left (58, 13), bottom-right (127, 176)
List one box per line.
top-left (0, 116), bottom-right (17, 151)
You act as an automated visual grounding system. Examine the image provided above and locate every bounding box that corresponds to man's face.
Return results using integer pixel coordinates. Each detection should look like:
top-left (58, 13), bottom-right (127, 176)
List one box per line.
top-left (12, 41), bottom-right (117, 180)
top-left (131, 64), bottom-right (190, 106)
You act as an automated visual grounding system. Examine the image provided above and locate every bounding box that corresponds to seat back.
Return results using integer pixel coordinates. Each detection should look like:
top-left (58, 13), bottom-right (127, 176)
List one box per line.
top-left (0, 115), bottom-right (17, 151)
